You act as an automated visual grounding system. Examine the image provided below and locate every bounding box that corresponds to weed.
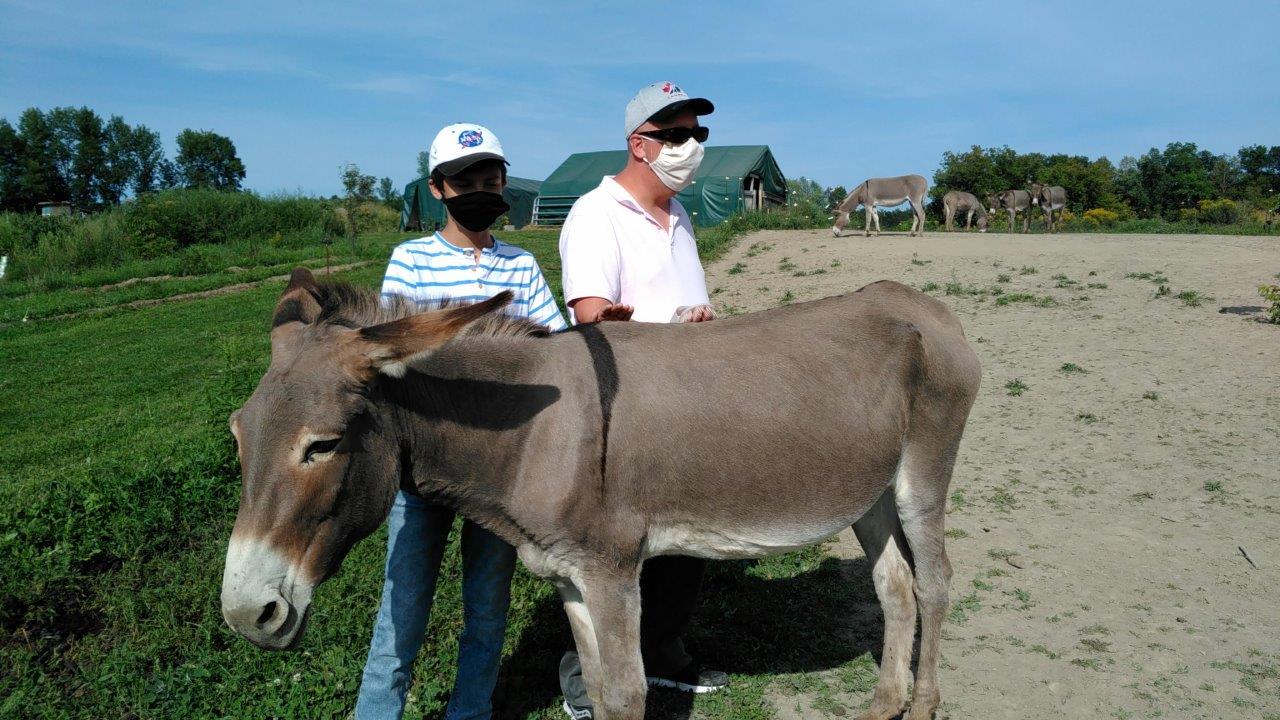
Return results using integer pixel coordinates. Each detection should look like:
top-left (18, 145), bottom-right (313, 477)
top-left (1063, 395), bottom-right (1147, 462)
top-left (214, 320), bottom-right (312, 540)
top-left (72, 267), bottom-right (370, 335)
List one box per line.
top-left (778, 257), bottom-right (797, 272)
top-left (829, 259), bottom-right (841, 268)
top-left (1176, 289), bottom-right (1211, 307)
top-left (945, 528), bottom-right (969, 539)
top-left (1087, 282), bottom-right (1108, 289)
top-left (779, 290), bottom-right (795, 305)
top-left (1019, 265), bottom-right (1038, 275)
top-left (1007, 588), bottom-right (1035, 610)
top-left (1060, 362), bottom-right (1087, 374)
top-left (792, 268), bottom-right (826, 277)
top-left (996, 293), bottom-right (1057, 307)
top-left (1203, 480), bottom-right (1224, 493)
top-left (1142, 391), bottom-right (1159, 400)
top-left (1076, 412), bottom-right (1099, 424)
top-left (1052, 274), bottom-right (1079, 288)
top-left (744, 241), bottom-right (774, 258)
top-left (1072, 658), bottom-right (1102, 670)
top-left (1005, 379), bottom-right (1029, 396)
top-left (996, 273), bottom-right (1012, 283)
top-left (1081, 624), bottom-right (1111, 635)
top-left (1154, 284), bottom-right (1171, 297)
top-left (920, 281), bottom-right (941, 292)
top-left (1032, 644), bottom-right (1062, 660)
top-left (911, 253), bottom-right (931, 266)
top-left (947, 592), bottom-right (982, 623)
top-left (1081, 638), bottom-right (1112, 653)
top-left (988, 487), bottom-right (1017, 512)
top-left (949, 490), bottom-right (967, 512)
top-left (728, 262), bottom-right (746, 275)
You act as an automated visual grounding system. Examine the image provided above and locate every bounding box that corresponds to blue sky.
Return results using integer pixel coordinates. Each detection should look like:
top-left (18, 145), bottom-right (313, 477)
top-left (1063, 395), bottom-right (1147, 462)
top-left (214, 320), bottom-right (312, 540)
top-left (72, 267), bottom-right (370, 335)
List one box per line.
top-left (2, 0), bottom-right (1276, 196)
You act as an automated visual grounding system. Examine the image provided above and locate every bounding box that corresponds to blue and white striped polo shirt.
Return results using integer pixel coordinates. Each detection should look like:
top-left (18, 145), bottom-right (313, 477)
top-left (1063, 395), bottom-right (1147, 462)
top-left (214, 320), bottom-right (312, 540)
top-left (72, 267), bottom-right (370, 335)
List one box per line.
top-left (380, 232), bottom-right (568, 331)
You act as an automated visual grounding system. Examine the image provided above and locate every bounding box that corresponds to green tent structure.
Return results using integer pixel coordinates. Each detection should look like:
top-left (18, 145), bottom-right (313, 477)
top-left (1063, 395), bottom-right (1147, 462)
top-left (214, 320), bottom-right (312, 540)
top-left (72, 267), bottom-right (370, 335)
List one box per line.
top-left (400, 176), bottom-right (542, 231)
top-left (533, 145), bottom-right (787, 226)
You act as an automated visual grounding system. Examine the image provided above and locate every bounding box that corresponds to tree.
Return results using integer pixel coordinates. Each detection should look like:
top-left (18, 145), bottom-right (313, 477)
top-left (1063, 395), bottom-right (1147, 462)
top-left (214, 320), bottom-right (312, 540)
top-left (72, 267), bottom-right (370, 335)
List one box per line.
top-left (17, 108), bottom-right (67, 206)
top-left (175, 129), bottom-right (246, 190)
top-left (0, 119), bottom-right (27, 212)
top-left (128, 124), bottom-right (167, 195)
top-left (340, 163), bottom-right (377, 237)
top-left (99, 116), bottom-right (136, 206)
top-left (377, 176), bottom-right (401, 208)
top-left (417, 151), bottom-right (431, 179)
top-left (786, 176), bottom-right (825, 207)
top-left (67, 107), bottom-right (108, 210)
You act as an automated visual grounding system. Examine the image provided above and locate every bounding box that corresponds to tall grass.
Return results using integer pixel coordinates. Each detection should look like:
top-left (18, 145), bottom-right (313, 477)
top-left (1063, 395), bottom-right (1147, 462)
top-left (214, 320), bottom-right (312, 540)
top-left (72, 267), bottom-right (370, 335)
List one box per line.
top-left (696, 203), bottom-right (830, 261)
top-left (0, 189), bottom-right (400, 290)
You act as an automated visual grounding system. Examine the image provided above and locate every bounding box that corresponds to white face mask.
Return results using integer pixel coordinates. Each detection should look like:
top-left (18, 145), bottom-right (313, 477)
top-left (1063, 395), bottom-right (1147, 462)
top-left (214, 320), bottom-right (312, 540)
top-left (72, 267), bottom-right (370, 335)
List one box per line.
top-left (643, 136), bottom-right (704, 192)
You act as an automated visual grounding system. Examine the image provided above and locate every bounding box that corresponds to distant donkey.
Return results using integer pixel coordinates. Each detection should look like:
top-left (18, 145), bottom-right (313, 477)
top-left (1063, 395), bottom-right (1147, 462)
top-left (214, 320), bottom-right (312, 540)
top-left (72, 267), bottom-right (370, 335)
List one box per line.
top-left (942, 191), bottom-right (988, 232)
top-left (987, 190), bottom-right (1032, 233)
top-left (1030, 183), bottom-right (1068, 233)
top-left (833, 175), bottom-right (929, 237)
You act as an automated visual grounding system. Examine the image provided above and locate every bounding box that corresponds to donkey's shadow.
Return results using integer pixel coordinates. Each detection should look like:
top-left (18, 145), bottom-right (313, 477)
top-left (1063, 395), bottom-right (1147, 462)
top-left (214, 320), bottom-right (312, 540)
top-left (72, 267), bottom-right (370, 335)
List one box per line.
top-left (493, 555), bottom-right (880, 720)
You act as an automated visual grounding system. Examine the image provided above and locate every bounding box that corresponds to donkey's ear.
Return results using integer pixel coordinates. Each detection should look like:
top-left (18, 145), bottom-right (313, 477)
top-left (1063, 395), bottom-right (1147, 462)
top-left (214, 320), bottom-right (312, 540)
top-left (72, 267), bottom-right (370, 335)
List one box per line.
top-left (357, 291), bottom-right (514, 377)
top-left (273, 267), bottom-right (322, 328)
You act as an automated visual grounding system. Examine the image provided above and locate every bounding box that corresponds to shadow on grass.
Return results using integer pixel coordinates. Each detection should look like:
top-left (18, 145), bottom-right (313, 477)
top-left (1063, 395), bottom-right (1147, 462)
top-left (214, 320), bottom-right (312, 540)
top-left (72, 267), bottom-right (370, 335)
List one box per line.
top-left (493, 553), bottom-right (880, 720)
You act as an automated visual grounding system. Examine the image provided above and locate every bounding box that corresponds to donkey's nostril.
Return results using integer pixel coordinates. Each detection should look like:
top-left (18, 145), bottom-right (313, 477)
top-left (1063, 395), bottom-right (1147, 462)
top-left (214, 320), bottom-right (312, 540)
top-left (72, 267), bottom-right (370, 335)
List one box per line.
top-left (257, 601), bottom-right (278, 627)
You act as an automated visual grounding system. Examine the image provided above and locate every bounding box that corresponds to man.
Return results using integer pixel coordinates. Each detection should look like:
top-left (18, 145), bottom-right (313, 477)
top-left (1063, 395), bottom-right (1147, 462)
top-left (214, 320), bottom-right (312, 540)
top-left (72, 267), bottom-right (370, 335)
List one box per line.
top-left (556, 81), bottom-right (724, 719)
top-left (357, 122), bottom-right (566, 720)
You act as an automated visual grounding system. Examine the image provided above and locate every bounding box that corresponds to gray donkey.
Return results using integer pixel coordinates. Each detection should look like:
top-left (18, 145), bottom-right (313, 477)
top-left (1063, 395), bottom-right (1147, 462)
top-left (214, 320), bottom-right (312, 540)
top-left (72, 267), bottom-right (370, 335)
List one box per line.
top-left (832, 175), bottom-right (929, 237)
top-left (942, 191), bottom-right (988, 232)
top-left (987, 190), bottom-right (1032, 233)
top-left (221, 269), bottom-right (981, 720)
top-left (1030, 183), bottom-right (1068, 233)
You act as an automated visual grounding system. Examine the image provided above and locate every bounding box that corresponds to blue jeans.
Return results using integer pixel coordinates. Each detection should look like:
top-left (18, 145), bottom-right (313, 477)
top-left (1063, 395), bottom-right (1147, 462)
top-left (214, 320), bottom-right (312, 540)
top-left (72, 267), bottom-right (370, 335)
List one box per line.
top-left (356, 490), bottom-right (517, 720)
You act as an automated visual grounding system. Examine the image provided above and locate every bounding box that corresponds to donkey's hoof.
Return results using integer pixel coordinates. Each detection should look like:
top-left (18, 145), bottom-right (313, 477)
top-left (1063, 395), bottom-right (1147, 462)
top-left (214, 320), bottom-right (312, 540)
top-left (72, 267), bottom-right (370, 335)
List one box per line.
top-left (831, 227), bottom-right (842, 237)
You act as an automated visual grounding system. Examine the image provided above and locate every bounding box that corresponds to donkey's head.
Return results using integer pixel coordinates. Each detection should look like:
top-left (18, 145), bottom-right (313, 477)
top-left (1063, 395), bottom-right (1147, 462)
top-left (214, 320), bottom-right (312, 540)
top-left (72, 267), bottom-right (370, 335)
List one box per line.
top-left (220, 268), bottom-right (512, 650)
top-left (831, 185), bottom-right (865, 237)
top-left (1029, 183), bottom-right (1044, 205)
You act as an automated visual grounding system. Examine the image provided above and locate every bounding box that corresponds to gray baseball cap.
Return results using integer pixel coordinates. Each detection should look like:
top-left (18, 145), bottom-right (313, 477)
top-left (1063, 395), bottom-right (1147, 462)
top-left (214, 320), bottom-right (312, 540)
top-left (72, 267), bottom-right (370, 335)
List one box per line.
top-left (624, 81), bottom-right (714, 138)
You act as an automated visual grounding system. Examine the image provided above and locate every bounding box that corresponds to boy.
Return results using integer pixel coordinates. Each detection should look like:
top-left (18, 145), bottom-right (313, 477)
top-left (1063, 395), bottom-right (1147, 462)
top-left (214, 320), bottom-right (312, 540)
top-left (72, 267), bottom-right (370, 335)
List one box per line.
top-left (356, 123), bottom-right (566, 720)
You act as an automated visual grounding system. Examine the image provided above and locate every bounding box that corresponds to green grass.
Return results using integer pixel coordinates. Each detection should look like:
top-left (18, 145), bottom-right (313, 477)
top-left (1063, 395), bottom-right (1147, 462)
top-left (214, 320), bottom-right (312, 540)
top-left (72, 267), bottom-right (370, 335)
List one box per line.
top-left (1060, 362), bottom-right (1087, 374)
top-left (2, 215), bottom-right (870, 719)
top-left (995, 292), bottom-right (1057, 307)
top-left (1005, 379), bottom-right (1029, 396)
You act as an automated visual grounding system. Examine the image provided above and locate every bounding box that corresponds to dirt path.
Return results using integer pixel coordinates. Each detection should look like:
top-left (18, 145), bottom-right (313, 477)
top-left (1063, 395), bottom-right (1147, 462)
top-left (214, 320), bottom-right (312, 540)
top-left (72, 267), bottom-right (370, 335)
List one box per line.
top-left (703, 230), bottom-right (1280, 720)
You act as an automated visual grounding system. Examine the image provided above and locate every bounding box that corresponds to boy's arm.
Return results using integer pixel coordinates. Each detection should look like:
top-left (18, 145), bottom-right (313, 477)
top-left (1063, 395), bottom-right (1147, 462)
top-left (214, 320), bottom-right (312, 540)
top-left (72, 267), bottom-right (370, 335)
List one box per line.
top-left (525, 261), bottom-right (569, 331)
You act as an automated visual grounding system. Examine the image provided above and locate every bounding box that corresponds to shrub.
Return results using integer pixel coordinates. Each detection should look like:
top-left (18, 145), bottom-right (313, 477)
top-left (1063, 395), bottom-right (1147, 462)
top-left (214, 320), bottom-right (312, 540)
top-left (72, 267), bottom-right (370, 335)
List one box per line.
top-left (1258, 284), bottom-right (1280, 324)
top-left (1197, 198), bottom-right (1242, 224)
top-left (1082, 208), bottom-right (1120, 227)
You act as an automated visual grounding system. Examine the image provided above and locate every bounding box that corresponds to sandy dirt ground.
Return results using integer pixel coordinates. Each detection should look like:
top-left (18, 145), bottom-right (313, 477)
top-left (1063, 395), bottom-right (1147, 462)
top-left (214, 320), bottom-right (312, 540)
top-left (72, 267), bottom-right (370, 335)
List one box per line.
top-left (702, 230), bottom-right (1279, 720)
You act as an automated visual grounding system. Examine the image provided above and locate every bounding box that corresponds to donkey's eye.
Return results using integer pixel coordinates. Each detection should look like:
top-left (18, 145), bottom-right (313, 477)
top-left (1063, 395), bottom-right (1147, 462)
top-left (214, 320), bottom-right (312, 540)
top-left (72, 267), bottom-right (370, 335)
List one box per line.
top-left (304, 437), bottom-right (342, 463)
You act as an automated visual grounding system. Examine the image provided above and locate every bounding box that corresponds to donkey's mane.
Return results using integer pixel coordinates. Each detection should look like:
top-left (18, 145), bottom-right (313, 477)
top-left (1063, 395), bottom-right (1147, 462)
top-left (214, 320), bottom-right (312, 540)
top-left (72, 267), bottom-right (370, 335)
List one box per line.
top-left (312, 280), bottom-right (552, 339)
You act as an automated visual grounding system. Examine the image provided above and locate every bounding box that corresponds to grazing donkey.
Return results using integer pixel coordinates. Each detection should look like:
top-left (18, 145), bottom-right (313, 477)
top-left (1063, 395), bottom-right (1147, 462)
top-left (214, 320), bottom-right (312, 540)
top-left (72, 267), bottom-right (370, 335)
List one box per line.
top-left (988, 189), bottom-right (1032, 233)
top-left (1030, 183), bottom-right (1068, 233)
top-left (221, 268), bottom-right (981, 720)
top-left (832, 174), bottom-right (929, 237)
top-left (942, 191), bottom-right (988, 232)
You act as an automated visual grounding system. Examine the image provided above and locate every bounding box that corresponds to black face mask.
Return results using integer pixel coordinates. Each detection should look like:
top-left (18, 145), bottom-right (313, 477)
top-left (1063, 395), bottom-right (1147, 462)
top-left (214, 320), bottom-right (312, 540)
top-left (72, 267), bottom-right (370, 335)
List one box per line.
top-left (442, 191), bottom-right (510, 232)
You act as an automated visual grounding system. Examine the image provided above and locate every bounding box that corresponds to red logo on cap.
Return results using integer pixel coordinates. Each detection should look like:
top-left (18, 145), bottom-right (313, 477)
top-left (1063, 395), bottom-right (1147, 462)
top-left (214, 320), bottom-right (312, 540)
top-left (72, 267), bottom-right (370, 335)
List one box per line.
top-left (661, 82), bottom-right (673, 94)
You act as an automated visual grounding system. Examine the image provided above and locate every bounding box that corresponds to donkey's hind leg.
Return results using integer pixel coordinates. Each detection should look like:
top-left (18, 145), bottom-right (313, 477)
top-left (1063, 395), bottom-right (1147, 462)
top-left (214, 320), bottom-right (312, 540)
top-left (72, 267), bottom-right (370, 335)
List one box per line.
top-left (852, 490), bottom-right (916, 720)
top-left (895, 442), bottom-right (962, 720)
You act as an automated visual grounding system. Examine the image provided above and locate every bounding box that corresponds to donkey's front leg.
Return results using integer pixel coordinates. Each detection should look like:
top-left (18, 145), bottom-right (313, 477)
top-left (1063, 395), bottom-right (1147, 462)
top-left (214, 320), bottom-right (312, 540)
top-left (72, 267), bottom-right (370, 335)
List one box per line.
top-left (581, 567), bottom-right (646, 720)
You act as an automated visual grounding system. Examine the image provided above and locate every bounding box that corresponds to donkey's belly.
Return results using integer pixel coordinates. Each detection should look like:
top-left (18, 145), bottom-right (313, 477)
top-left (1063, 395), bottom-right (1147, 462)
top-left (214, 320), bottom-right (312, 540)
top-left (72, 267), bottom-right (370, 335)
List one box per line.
top-left (644, 515), bottom-right (855, 560)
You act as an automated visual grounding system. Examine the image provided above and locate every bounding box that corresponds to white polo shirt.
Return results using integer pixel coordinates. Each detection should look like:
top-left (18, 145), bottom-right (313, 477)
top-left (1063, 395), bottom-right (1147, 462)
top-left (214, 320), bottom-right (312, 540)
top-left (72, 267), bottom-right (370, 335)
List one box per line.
top-left (559, 176), bottom-right (710, 324)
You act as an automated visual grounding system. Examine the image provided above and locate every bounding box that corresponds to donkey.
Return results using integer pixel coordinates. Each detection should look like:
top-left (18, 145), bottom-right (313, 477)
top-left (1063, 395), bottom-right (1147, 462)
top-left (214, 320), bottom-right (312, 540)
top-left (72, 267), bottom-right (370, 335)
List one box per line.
top-left (988, 189), bottom-right (1032, 233)
top-left (942, 191), bottom-right (988, 232)
top-left (1029, 183), bottom-right (1068, 233)
top-left (832, 175), bottom-right (929, 238)
top-left (221, 268), bottom-right (981, 720)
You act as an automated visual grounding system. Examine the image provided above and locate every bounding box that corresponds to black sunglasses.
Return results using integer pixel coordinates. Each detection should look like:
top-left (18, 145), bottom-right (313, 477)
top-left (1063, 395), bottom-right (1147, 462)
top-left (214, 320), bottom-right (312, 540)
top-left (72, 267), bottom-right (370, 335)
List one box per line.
top-left (637, 126), bottom-right (710, 144)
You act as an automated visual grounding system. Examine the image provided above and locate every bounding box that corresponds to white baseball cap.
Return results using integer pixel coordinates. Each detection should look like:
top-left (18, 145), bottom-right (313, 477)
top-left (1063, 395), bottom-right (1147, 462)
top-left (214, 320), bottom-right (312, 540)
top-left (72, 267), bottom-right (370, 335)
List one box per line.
top-left (624, 81), bottom-right (714, 138)
top-left (428, 123), bottom-right (508, 176)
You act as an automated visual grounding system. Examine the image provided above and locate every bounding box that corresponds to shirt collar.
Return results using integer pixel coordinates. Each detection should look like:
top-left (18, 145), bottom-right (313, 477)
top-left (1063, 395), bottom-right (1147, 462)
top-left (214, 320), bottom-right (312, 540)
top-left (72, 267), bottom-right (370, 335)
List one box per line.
top-left (600, 176), bottom-right (685, 227)
top-left (434, 231), bottom-right (501, 255)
